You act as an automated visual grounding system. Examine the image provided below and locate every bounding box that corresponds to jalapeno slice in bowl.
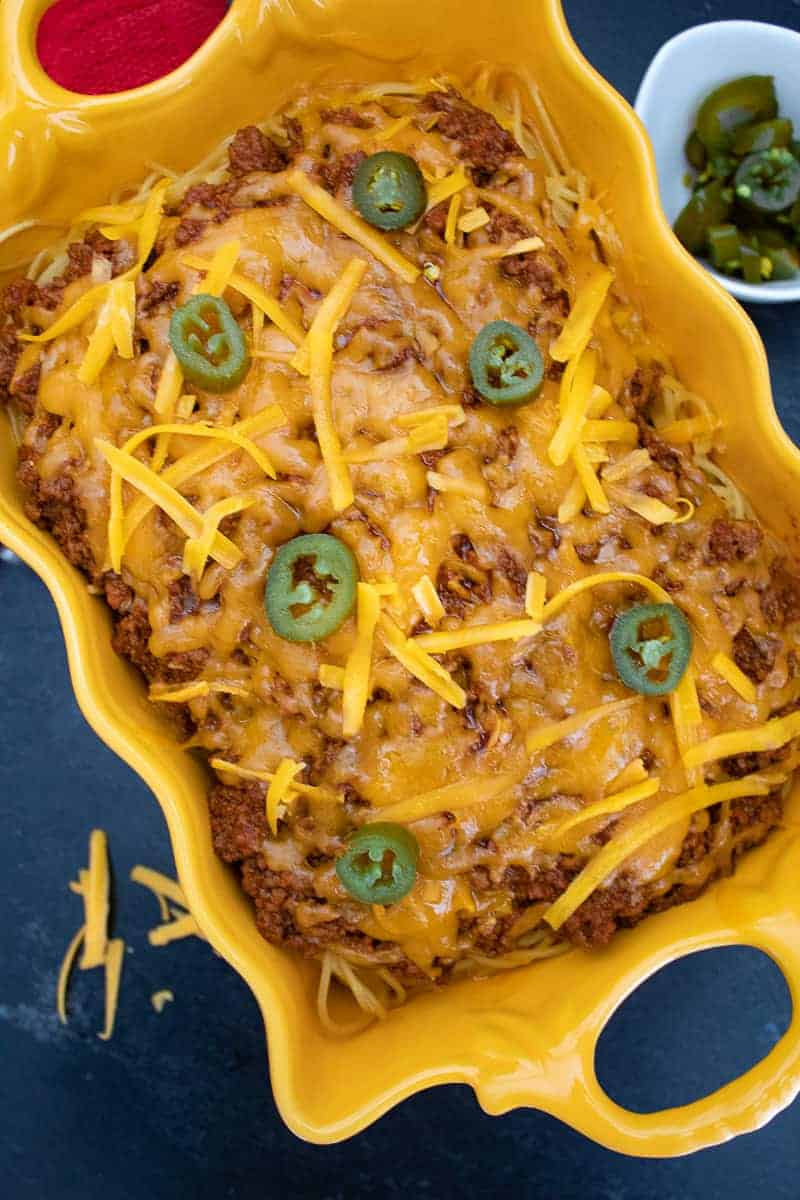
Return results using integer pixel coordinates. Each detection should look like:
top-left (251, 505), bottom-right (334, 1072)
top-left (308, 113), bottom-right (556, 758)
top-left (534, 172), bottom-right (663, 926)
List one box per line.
top-left (469, 320), bottom-right (544, 406)
top-left (734, 148), bottom-right (800, 215)
top-left (336, 822), bottom-right (419, 905)
top-left (352, 152), bottom-right (427, 230)
top-left (696, 75), bottom-right (777, 154)
top-left (169, 294), bottom-right (250, 392)
top-left (609, 603), bottom-right (693, 696)
top-left (265, 534), bottom-right (357, 643)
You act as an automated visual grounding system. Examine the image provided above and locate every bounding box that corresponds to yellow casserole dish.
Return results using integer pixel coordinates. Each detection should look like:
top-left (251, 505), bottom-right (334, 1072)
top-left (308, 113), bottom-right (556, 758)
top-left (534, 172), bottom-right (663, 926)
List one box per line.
top-left (2, 0), bottom-right (800, 1153)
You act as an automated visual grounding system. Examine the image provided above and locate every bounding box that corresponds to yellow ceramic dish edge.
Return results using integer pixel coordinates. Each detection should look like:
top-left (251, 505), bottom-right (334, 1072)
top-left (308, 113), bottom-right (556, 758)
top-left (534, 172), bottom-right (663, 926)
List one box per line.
top-left (2, 0), bottom-right (800, 1153)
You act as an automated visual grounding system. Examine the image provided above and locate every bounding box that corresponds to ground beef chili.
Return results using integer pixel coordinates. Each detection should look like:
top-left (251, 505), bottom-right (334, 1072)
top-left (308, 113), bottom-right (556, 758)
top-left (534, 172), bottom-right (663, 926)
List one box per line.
top-left (4, 80), bottom-right (799, 998)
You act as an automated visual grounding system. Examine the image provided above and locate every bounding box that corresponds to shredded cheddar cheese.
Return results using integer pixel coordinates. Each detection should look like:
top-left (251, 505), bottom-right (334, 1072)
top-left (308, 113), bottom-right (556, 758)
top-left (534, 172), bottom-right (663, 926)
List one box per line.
top-left (571, 444), bottom-right (609, 513)
top-left (683, 709), bottom-right (800, 769)
top-left (412, 575), bottom-right (446, 625)
top-left (154, 352), bottom-right (184, 416)
top-left (343, 415), bottom-right (448, 464)
top-left (546, 777), bottom-right (661, 841)
top-left (712, 651), bottom-right (758, 704)
top-left (56, 925), bottom-right (85, 1026)
top-left (96, 440), bottom-right (241, 570)
top-left (457, 206), bottom-right (490, 233)
top-left (266, 759), bottom-right (305, 833)
top-left (297, 258), bottom-right (366, 510)
top-left (550, 266), bottom-right (614, 362)
top-left (342, 583), bottom-right (381, 736)
top-left (548, 348), bottom-right (597, 466)
top-left (151, 990), bottom-right (175, 1013)
top-left (286, 169), bottom-right (419, 284)
top-left (182, 493), bottom-right (256, 579)
top-left (130, 866), bottom-right (189, 911)
top-left (319, 663), bottom-right (346, 689)
top-left (377, 770), bottom-right (523, 823)
top-left (396, 404), bottom-right (465, 429)
top-left (200, 239), bottom-right (241, 296)
top-left (581, 419), bottom-right (638, 444)
top-left (544, 776), bottom-right (770, 930)
top-left (182, 253), bottom-right (305, 345)
top-left (413, 617), bottom-right (542, 653)
top-left (122, 405), bottom-right (284, 548)
top-left (80, 829), bottom-right (110, 970)
top-left (610, 487), bottom-right (682, 526)
top-left (377, 613), bottom-right (466, 709)
top-left (425, 167), bottom-right (470, 210)
top-left (526, 697), bottom-right (640, 755)
top-left (525, 572), bottom-right (547, 621)
top-left (98, 938), bottom-right (125, 1041)
top-left (426, 470), bottom-right (488, 500)
top-left (148, 913), bottom-right (204, 947)
top-left (444, 193), bottom-right (461, 245)
top-left (209, 757), bottom-right (336, 801)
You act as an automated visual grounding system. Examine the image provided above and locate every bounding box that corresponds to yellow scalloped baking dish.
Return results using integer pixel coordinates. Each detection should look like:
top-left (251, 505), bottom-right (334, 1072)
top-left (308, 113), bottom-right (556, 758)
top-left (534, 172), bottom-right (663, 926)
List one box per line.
top-left (3, 0), bottom-right (800, 1153)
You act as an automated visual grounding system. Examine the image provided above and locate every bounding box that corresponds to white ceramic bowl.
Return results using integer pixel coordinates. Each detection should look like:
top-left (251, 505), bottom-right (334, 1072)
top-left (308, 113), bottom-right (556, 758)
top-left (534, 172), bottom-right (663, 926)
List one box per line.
top-left (635, 20), bottom-right (800, 304)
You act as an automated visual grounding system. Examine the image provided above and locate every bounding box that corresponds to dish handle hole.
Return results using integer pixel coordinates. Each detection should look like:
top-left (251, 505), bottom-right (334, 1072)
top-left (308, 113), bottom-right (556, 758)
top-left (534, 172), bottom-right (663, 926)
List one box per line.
top-left (595, 946), bottom-right (791, 1113)
top-left (36, 0), bottom-right (230, 95)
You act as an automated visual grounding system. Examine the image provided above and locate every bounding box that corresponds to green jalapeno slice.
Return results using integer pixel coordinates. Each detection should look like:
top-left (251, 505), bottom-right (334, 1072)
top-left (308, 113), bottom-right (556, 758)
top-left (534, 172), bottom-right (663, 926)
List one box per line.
top-left (696, 75), bottom-right (777, 154)
top-left (734, 148), bottom-right (800, 215)
top-left (673, 179), bottom-right (732, 254)
top-left (469, 320), bottom-right (544, 407)
top-left (732, 117), bottom-right (793, 155)
top-left (265, 534), bottom-right (357, 643)
top-left (609, 603), bottom-right (693, 696)
top-left (169, 294), bottom-right (250, 392)
top-left (336, 822), bottom-right (419, 905)
top-left (352, 152), bottom-right (427, 230)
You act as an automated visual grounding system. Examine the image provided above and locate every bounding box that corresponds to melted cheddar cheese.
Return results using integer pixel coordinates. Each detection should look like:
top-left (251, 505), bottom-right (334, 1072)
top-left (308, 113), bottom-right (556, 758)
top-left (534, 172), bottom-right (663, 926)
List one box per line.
top-left (10, 74), bottom-right (800, 1001)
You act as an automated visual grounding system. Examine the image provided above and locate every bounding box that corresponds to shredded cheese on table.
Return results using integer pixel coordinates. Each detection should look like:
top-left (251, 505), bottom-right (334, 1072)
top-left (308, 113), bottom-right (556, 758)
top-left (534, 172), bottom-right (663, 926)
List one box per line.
top-left (56, 925), bottom-right (85, 1026)
top-left (711, 652), bottom-right (758, 704)
top-left (148, 913), bottom-right (204, 947)
top-left (80, 829), bottom-right (110, 969)
top-left (98, 939), bottom-right (126, 1041)
top-left (342, 583), bottom-right (381, 736)
top-left (413, 617), bottom-right (542, 654)
top-left (525, 697), bottom-right (640, 755)
top-left (286, 169), bottom-right (420, 285)
top-left (683, 709), bottom-right (800, 769)
top-left (544, 776), bottom-right (770, 930)
top-left (151, 990), bottom-right (175, 1013)
top-left (130, 866), bottom-right (189, 910)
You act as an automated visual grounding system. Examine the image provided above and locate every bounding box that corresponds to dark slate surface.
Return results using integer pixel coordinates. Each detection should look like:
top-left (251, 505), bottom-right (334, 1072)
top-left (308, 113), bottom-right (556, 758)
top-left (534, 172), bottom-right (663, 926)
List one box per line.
top-left (2, 3), bottom-right (800, 1196)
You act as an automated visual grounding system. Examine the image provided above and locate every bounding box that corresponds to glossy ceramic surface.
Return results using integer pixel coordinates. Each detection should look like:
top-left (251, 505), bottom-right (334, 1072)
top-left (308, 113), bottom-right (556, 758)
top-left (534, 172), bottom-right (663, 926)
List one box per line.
top-left (635, 20), bottom-right (800, 305)
top-left (1, 0), bottom-right (799, 1153)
